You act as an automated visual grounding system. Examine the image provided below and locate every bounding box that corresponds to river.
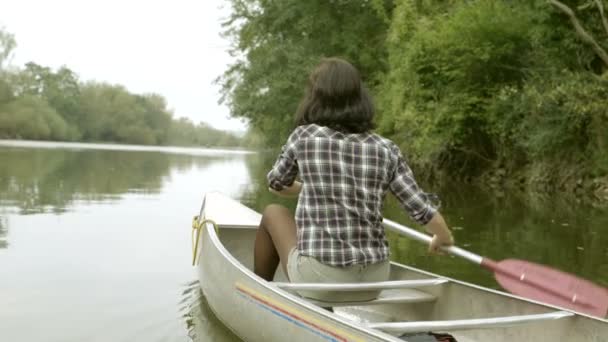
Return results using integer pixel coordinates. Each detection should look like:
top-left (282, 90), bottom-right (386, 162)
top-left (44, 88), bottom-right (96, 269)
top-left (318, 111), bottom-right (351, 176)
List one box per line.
top-left (0, 141), bottom-right (606, 341)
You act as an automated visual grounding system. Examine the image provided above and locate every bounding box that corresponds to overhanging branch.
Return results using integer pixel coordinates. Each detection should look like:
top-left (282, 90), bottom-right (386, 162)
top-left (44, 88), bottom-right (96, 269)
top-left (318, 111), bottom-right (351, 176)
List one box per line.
top-left (594, 0), bottom-right (608, 37)
top-left (549, 0), bottom-right (608, 68)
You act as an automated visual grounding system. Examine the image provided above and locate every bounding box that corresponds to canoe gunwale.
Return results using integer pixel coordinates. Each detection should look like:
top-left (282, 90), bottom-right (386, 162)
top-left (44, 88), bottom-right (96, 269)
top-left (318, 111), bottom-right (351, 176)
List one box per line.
top-left (387, 258), bottom-right (608, 323)
top-left (274, 279), bottom-right (448, 291)
top-left (367, 310), bottom-right (575, 334)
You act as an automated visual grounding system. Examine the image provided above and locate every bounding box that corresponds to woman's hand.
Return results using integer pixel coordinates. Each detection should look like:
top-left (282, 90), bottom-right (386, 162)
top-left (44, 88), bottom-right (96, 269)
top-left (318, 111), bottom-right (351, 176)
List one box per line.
top-left (428, 233), bottom-right (454, 255)
top-left (423, 212), bottom-right (454, 254)
top-left (268, 181), bottom-right (302, 198)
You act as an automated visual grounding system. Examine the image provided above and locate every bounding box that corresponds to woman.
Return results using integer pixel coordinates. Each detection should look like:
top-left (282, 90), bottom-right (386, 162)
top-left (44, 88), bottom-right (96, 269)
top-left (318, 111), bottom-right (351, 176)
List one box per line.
top-left (254, 58), bottom-right (454, 302)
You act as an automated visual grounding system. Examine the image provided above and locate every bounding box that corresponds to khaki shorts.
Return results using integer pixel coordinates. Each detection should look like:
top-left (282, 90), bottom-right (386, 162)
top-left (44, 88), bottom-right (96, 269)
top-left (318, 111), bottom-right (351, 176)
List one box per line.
top-left (286, 247), bottom-right (390, 302)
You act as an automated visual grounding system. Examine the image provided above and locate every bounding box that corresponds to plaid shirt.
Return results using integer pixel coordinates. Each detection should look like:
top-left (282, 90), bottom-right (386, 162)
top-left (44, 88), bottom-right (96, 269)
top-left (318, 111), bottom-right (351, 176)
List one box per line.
top-left (267, 124), bottom-right (437, 266)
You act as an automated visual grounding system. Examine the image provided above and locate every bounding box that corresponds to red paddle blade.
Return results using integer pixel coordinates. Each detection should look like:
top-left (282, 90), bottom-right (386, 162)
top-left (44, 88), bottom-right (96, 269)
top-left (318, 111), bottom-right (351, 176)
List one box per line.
top-left (486, 259), bottom-right (608, 318)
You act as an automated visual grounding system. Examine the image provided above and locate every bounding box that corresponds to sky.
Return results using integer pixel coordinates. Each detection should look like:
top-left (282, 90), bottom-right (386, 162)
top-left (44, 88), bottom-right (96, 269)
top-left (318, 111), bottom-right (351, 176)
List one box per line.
top-left (0, 0), bottom-right (247, 132)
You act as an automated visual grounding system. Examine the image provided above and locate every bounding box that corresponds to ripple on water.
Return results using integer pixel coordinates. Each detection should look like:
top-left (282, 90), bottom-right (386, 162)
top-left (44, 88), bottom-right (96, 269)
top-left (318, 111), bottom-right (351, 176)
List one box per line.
top-left (180, 280), bottom-right (241, 342)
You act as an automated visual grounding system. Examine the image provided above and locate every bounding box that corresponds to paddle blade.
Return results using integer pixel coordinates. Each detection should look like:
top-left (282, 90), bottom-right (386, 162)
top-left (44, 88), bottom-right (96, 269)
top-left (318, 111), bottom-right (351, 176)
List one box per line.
top-left (491, 259), bottom-right (608, 318)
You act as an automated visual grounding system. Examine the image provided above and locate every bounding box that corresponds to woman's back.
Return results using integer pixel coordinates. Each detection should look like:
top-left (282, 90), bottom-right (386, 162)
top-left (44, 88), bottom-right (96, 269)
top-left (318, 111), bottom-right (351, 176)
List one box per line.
top-left (268, 124), bottom-right (436, 267)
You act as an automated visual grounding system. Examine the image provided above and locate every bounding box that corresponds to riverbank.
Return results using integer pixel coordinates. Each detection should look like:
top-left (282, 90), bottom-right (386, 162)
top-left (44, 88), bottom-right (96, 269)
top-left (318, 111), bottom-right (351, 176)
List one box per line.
top-left (434, 164), bottom-right (608, 205)
top-left (0, 139), bottom-right (254, 156)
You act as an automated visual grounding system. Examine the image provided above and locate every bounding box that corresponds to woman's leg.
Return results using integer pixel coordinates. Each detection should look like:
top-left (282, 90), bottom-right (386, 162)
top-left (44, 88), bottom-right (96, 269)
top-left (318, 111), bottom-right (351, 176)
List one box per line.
top-left (254, 204), bottom-right (297, 281)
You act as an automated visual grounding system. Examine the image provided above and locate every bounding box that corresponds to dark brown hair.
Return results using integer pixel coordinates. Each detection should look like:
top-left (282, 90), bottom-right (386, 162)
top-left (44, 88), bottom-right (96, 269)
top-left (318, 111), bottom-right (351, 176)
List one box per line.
top-left (295, 58), bottom-right (375, 133)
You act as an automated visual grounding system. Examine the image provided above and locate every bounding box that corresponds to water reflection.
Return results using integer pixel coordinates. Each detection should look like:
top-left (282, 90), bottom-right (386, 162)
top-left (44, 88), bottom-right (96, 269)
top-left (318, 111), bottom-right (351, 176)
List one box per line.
top-left (0, 147), bottom-right (236, 215)
top-left (240, 150), bottom-right (296, 211)
top-left (0, 216), bottom-right (7, 248)
top-left (181, 281), bottom-right (240, 342)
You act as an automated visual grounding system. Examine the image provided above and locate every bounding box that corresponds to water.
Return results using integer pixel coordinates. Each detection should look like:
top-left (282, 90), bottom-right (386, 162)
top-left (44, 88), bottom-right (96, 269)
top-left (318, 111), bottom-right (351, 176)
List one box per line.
top-left (0, 141), bottom-right (606, 341)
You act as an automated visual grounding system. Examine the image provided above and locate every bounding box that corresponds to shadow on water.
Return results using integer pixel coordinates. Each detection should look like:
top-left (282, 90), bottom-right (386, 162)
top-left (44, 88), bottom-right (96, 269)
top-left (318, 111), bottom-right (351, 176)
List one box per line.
top-left (180, 280), bottom-right (241, 342)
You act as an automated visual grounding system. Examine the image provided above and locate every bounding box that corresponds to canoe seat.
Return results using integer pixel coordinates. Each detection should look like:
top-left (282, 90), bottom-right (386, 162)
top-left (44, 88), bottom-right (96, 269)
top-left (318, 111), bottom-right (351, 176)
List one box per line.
top-left (274, 279), bottom-right (448, 292)
top-left (304, 288), bottom-right (438, 307)
top-left (274, 279), bottom-right (445, 307)
top-left (367, 310), bottom-right (574, 334)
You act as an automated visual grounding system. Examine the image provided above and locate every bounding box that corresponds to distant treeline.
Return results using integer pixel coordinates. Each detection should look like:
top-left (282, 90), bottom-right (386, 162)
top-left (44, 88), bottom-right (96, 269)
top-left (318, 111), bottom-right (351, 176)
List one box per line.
top-left (219, 0), bottom-right (608, 195)
top-left (0, 28), bottom-right (243, 147)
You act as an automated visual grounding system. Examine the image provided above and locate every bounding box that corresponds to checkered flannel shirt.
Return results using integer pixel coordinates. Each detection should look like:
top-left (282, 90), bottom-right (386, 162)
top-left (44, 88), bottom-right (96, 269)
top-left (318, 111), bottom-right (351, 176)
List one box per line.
top-left (267, 124), bottom-right (437, 266)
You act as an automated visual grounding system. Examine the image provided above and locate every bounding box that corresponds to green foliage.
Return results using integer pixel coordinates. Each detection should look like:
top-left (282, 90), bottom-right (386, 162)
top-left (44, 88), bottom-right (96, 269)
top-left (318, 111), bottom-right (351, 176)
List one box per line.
top-left (1, 69), bottom-right (242, 146)
top-left (0, 95), bottom-right (70, 140)
top-left (10, 62), bottom-right (82, 138)
top-left (239, 128), bottom-right (265, 148)
top-left (220, 0), bottom-right (608, 187)
top-left (74, 82), bottom-right (171, 145)
top-left (0, 77), bottom-right (13, 104)
top-left (542, 0), bottom-right (608, 73)
top-left (489, 72), bottom-right (608, 171)
top-left (220, 0), bottom-right (393, 145)
top-left (167, 118), bottom-right (242, 147)
top-left (377, 1), bottom-right (539, 173)
top-left (375, 0), bottom-right (608, 181)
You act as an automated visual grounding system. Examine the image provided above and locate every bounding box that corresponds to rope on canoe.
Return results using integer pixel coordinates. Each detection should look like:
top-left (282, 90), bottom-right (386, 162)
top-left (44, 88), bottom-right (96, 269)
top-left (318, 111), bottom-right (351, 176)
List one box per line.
top-left (191, 216), bottom-right (219, 266)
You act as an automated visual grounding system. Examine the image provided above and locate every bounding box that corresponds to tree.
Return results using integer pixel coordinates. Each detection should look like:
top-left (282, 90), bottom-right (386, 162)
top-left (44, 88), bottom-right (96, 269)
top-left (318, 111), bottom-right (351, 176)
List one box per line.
top-left (0, 28), bottom-right (16, 106)
top-left (0, 77), bottom-right (12, 105)
top-left (0, 27), bottom-right (16, 71)
top-left (10, 62), bottom-right (82, 138)
top-left (548, 0), bottom-right (608, 72)
top-left (376, 1), bottom-right (539, 174)
top-left (0, 95), bottom-right (69, 140)
top-left (137, 93), bottom-right (173, 145)
top-left (76, 82), bottom-right (155, 144)
top-left (219, 0), bottom-right (393, 145)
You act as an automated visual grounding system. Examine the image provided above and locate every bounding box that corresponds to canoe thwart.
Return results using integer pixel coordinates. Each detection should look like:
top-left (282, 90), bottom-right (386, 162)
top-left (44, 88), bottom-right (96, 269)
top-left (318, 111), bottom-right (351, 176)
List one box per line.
top-left (305, 289), bottom-right (438, 307)
top-left (274, 279), bottom-right (448, 291)
top-left (367, 310), bottom-right (575, 334)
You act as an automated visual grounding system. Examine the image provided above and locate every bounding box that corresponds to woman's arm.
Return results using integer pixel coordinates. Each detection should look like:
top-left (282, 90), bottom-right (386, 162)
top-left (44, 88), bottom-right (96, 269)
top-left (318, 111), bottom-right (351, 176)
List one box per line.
top-left (388, 144), bottom-right (454, 254)
top-left (267, 129), bottom-right (300, 192)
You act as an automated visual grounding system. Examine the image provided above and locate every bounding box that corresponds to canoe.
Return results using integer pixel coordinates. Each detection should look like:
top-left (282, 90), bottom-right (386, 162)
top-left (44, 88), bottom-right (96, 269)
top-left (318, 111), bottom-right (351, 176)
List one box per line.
top-left (193, 192), bottom-right (608, 342)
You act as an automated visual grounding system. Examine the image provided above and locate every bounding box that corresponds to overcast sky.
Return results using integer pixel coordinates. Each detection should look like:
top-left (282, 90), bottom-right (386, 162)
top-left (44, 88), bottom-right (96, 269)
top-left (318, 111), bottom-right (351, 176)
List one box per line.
top-left (0, 0), bottom-right (247, 131)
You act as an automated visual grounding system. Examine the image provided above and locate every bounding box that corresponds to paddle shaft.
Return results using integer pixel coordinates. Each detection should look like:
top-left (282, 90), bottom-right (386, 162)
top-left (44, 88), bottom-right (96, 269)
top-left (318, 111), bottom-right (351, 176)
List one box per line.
top-left (382, 219), bottom-right (593, 307)
top-left (383, 219), bottom-right (483, 264)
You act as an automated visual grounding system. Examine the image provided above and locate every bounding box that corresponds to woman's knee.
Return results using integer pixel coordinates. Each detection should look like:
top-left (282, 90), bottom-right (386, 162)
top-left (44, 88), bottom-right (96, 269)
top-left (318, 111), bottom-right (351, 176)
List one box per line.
top-left (261, 204), bottom-right (290, 222)
top-left (260, 204), bottom-right (295, 241)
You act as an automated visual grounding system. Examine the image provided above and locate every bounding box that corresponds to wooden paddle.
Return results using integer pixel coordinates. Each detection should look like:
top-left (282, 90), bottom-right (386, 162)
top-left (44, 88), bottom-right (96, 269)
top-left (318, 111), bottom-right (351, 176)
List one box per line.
top-left (383, 219), bottom-right (608, 318)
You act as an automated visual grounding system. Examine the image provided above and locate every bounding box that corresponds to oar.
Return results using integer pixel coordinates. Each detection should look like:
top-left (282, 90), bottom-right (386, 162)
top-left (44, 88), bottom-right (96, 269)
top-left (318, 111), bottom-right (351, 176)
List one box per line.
top-left (383, 219), bottom-right (608, 318)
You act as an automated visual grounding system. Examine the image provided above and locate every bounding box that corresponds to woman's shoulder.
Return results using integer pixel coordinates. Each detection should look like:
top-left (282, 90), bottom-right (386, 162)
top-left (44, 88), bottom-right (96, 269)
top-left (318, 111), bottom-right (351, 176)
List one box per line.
top-left (291, 125), bottom-right (399, 152)
top-left (366, 132), bottom-right (400, 151)
top-left (292, 124), bottom-right (330, 138)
